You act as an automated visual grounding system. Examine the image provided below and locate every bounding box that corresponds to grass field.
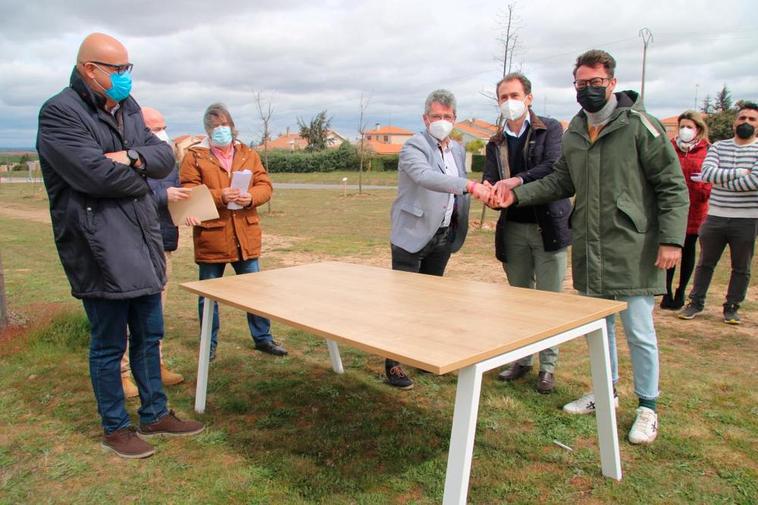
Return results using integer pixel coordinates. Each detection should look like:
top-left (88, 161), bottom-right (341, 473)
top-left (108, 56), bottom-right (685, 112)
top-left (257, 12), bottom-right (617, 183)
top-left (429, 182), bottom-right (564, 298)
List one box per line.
top-left (0, 180), bottom-right (756, 504)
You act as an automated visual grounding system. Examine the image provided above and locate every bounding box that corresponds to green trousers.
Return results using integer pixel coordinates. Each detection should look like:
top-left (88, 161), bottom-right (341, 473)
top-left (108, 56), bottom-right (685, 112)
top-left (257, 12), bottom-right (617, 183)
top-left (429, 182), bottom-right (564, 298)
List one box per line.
top-left (502, 221), bottom-right (568, 373)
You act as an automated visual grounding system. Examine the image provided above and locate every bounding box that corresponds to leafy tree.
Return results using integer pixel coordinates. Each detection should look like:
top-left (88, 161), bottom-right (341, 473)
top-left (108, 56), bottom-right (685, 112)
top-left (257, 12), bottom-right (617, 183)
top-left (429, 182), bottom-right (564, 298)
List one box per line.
top-left (700, 94), bottom-right (713, 114)
top-left (297, 110), bottom-right (332, 151)
top-left (714, 85), bottom-right (732, 112)
top-left (465, 139), bottom-right (485, 153)
top-left (705, 108), bottom-right (737, 142)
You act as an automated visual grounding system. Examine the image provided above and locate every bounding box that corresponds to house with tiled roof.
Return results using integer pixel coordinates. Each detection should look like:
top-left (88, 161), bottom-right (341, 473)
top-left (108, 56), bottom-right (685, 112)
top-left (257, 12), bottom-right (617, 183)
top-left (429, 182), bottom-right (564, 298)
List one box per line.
top-left (258, 129), bottom-right (347, 151)
top-left (660, 115), bottom-right (679, 140)
top-left (453, 118), bottom-right (499, 154)
top-left (360, 123), bottom-right (413, 156)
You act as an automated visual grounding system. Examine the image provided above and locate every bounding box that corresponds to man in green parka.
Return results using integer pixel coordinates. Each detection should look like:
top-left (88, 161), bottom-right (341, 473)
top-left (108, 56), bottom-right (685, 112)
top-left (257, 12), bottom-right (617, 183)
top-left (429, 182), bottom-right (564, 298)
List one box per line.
top-left (495, 49), bottom-right (688, 445)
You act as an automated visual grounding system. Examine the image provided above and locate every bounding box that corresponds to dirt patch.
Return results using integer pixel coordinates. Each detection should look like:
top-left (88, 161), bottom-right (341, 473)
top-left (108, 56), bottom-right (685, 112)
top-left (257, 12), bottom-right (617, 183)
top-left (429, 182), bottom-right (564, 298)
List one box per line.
top-left (0, 205), bottom-right (50, 224)
top-left (0, 302), bottom-right (68, 357)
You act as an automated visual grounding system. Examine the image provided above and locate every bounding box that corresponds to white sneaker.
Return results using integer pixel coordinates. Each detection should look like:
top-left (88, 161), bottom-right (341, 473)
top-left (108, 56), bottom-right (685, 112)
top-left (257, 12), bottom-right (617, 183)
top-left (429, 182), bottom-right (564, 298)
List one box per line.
top-left (628, 407), bottom-right (658, 445)
top-left (562, 392), bottom-right (619, 415)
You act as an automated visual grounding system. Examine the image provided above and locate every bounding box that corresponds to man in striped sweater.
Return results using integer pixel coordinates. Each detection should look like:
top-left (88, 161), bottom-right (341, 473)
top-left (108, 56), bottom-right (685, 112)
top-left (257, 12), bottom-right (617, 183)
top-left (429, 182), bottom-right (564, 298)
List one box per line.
top-left (679, 102), bottom-right (758, 324)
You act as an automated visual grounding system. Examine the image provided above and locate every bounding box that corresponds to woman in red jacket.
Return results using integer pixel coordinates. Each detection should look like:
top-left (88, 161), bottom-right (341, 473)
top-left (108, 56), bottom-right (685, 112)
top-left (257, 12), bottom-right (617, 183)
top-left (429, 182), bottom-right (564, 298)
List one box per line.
top-left (661, 111), bottom-right (711, 309)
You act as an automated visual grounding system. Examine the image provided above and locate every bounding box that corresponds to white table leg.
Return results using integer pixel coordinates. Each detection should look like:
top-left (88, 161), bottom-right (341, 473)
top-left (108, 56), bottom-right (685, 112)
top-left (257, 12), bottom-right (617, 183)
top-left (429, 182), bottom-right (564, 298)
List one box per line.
top-left (443, 365), bottom-right (483, 505)
top-left (194, 298), bottom-right (214, 414)
top-left (587, 323), bottom-right (622, 480)
top-left (325, 339), bottom-right (344, 374)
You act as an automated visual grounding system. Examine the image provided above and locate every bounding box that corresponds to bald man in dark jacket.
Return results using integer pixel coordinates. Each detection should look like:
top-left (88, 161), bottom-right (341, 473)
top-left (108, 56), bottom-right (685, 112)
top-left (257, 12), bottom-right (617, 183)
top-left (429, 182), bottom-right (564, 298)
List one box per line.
top-left (37, 32), bottom-right (203, 459)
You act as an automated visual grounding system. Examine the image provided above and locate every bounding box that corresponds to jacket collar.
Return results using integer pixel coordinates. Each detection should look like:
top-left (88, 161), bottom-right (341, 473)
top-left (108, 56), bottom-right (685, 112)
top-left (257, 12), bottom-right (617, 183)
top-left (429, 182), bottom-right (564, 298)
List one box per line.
top-left (69, 66), bottom-right (140, 120)
top-left (491, 109), bottom-right (545, 145)
top-left (568, 90), bottom-right (642, 142)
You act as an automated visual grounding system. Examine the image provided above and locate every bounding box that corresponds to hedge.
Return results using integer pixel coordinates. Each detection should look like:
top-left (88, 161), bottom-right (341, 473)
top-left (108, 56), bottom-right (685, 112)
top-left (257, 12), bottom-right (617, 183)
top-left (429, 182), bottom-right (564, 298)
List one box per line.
top-left (260, 143), bottom-right (399, 173)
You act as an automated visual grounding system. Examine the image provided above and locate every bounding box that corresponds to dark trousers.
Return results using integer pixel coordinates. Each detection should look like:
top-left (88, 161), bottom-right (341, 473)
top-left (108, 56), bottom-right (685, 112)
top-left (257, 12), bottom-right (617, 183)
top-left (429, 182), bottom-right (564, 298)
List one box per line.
top-left (689, 216), bottom-right (758, 308)
top-left (82, 293), bottom-right (168, 433)
top-left (387, 228), bottom-right (451, 368)
top-left (665, 233), bottom-right (698, 298)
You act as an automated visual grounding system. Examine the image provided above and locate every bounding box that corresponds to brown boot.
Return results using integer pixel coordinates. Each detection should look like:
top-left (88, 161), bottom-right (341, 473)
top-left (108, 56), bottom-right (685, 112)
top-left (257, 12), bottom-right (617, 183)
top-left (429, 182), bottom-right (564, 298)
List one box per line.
top-left (161, 363), bottom-right (184, 386)
top-left (102, 427), bottom-right (155, 459)
top-left (138, 410), bottom-right (205, 438)
top-left (121, 372), bottom-right (139, 399)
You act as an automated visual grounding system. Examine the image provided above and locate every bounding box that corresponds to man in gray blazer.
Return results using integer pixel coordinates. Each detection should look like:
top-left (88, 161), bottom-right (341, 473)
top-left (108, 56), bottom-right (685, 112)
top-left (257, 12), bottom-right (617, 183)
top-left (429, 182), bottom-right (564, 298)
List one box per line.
top-left (387, 89), bottom-right (494, 389)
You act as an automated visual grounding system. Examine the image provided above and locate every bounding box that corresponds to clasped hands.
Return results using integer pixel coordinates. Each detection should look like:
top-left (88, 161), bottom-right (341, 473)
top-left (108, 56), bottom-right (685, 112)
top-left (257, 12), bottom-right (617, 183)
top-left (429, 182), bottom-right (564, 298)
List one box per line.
top-left (466, 178), bottom-right (518, 208)
top-left (221, 187), bottom-right (252, 207)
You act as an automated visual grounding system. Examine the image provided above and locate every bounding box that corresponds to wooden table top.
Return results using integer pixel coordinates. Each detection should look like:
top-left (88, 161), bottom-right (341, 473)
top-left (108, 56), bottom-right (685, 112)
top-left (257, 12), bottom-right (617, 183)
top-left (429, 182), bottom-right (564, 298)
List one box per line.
top-left (181, 261), bottom-right (626, 374)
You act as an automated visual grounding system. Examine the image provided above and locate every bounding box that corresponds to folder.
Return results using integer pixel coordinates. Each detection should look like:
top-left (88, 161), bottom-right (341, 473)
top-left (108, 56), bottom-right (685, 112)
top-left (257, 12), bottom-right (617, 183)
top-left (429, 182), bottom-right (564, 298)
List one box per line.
top-left (168, 184), bottom-right (219, 226)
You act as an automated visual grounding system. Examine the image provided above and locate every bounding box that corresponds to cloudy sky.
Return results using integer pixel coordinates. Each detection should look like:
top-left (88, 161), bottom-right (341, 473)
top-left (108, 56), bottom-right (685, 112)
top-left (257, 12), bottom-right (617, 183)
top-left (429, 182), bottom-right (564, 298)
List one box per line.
top-left (1, 0), bottom-right (756, 147)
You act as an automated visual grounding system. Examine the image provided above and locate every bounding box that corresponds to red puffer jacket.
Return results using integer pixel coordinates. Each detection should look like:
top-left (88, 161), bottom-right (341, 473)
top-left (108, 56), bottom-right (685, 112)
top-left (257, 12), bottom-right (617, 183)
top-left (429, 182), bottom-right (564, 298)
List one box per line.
top-left (672, 138), bottom-right (711, 234)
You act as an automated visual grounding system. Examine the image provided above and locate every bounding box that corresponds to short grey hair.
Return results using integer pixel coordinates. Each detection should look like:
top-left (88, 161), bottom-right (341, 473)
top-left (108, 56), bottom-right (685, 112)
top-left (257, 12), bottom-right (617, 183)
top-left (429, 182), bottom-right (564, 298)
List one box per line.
top-left (424, 89), bottom-right (457, 115)
top-left (203, 103), bottom-right (238, 138)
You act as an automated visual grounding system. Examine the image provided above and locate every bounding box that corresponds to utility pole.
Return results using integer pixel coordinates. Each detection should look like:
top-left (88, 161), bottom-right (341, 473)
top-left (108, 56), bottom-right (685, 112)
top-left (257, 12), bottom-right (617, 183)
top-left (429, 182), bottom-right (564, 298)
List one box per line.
top-left (639, 27), bottom-right (653, 102)
top-left (694, 83), bottom-right (699, 110)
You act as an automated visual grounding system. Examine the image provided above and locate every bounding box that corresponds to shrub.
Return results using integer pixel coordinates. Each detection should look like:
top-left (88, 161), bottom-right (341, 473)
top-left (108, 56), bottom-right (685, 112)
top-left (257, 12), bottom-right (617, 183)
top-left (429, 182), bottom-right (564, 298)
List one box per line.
top-left (470, 154), bottom-right (485, 172)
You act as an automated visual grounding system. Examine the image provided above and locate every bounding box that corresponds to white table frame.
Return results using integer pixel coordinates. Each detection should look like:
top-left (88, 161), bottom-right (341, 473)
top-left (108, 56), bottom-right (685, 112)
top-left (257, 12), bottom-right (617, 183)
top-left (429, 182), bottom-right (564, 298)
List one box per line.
top-left (193, 297), bottom-right (621, 505)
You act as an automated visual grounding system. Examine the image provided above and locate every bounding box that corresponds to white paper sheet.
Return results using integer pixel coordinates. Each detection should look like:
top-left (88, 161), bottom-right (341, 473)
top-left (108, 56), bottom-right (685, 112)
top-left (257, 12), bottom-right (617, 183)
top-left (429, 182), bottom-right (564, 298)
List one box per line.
top-left (227, 170), bottom-right (252, 210)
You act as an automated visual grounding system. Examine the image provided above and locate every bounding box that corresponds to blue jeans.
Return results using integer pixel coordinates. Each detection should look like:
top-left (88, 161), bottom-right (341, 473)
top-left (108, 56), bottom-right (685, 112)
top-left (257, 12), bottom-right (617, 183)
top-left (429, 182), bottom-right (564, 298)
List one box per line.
top-left (197, 259), bottom-right (273, 352)
top-left (603, 295), bottom-right (659, 400)
top-left (82, 294), bottom-right (168, 434)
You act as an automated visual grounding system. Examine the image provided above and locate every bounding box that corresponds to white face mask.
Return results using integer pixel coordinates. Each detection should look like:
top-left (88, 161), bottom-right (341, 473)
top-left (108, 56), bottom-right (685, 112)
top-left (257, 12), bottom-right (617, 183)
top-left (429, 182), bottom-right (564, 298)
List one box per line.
top-left (678, 126), bottom-right (696, 143)
top-left (500, 99), bottom-right (526, 121)
top-left (428, 120), bottom-right (454, 141)
top-left (154, 129), bottom-right (171, 143)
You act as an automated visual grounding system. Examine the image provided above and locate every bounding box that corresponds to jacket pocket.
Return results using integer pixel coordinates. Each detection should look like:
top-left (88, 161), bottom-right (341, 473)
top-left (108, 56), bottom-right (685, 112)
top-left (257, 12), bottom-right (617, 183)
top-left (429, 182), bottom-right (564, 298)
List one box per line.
top-left (245, 214), bottom-right (260, 225)
top-left (616, 194), bottom-right (648, 233)
top-left (198, 218), bottom-right (225, 230)
top-left (400, 204), bottom-right (424, 217)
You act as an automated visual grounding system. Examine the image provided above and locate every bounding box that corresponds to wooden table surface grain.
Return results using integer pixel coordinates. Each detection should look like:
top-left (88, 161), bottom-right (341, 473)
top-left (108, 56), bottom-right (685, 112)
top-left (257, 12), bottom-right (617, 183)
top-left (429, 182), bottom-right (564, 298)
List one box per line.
top-left (181, 261), bottom-right (626, 374)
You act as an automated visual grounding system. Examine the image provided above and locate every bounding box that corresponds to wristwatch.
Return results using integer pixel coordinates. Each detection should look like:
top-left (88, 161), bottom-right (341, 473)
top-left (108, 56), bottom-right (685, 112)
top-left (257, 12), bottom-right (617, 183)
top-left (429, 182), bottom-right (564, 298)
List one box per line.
top-left (126, 149), bottom-right (140, 167)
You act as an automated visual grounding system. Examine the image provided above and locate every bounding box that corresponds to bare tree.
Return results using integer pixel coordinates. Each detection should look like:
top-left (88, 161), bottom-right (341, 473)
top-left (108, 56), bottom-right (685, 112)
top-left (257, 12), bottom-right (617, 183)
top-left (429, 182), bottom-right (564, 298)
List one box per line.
top-left (0, 252), bottom-right (8, 331)
top-left (255, 91), bottom-right (274, 213)
top-left (481, 2), bottom-right (521, 229)
top-left (357, 93), bottom-right (370, 195)
top-left (498, 3), bottom-right (520, 78)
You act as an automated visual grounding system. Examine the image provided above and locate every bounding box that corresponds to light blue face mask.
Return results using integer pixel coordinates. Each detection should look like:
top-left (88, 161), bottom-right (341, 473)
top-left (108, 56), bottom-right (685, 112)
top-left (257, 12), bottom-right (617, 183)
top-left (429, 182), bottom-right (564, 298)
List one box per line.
top-left (94, 65), bottom-right (132, 102)
top-left (211, 126), bottom-right (233, 146)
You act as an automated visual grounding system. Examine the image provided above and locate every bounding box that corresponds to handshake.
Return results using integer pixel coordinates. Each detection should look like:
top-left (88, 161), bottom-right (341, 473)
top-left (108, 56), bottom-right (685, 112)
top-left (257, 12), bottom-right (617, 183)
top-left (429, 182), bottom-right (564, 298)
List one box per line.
top-left (466, 178), bottom-right (519, 209)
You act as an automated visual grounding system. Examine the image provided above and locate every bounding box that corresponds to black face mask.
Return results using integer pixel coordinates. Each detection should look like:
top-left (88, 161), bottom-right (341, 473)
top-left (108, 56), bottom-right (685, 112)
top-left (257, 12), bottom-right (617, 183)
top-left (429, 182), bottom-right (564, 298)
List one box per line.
top-left (577, 86), bottom-right (608, 113)
top-left (735, 123), bottom-right (755, 140)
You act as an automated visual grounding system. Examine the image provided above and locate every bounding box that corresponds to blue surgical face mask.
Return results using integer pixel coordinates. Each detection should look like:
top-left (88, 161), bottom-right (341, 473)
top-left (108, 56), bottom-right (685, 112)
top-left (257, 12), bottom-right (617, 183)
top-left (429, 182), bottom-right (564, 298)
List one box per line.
top-left (94, 65), bottom-right (132, 102)
top-left (211, 126), bottom-right (233, 146)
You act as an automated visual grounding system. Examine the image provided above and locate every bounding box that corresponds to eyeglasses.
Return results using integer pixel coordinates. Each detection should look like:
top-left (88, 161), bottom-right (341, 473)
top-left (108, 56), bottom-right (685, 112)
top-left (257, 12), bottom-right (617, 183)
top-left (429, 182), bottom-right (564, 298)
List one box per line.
top-left (89, 61), bottom-right (134, 75)
top-left (428, 113), bottom-right (455, 121)
top-left (573, 77), bottom-right (611, 90)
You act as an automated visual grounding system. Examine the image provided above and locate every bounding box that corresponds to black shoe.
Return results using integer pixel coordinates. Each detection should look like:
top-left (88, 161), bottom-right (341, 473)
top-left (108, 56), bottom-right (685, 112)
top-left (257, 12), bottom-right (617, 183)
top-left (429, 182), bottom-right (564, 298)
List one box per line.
top-left (672, 289), bottom-right (686, 309)
top-left (536, 371), bottom-right (555, 394)
top-left (255, 340), bottom-right (288, 356)
top-left (497, 363), bottom-right (532, 381)
top-left (385, 363), bottom-right (413, 390)
top-left (723, 303), bottom-right (741, 325)
top-left (209, 347), bottom-right (216, 362)
top-left (660, 294), bottom-right (676, 310)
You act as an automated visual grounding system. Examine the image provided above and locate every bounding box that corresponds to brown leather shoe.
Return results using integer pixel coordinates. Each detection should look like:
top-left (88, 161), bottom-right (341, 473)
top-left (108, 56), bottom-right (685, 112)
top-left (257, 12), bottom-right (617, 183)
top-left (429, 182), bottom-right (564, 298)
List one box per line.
top-left (102, 427), bottom-right (155, 459)
top-left (121, 372), bottom-right (139, 399)
top-left (138, 410), bottom-right (205, 438)
top-left (498, 363), bottom-right (532, 381)
top-left (536, 371), bottom-right (555, 394)
top-left (161, 363), bottom-right (184, 386)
